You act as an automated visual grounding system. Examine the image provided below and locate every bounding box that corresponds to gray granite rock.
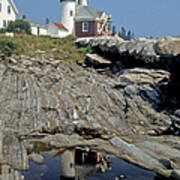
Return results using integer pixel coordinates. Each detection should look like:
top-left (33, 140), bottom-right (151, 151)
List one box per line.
top-left (109, 137), bottom-right (163, 169)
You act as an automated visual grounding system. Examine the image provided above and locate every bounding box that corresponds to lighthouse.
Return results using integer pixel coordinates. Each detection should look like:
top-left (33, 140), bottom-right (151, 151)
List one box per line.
top-left (60, 0), bottom-right (76, 35)
top-left (59, 0), bottom-right (111, 38)
top-left (77, 0), bottom-right (87, 6)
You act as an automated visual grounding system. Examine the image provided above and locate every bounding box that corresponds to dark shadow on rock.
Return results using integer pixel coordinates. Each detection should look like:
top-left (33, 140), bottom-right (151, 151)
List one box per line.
top-left (154, 175), bottom-right (171, 180)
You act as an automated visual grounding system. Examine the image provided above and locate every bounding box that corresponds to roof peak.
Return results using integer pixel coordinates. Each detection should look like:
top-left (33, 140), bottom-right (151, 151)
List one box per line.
top-left (9, 0), bottom-right (19, 14)
top-left (53, 22), bottom-right (68, 31)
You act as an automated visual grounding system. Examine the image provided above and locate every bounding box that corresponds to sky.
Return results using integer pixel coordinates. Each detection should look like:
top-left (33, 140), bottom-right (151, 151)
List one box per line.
top-left (14, 0), bottom-right (180, 38)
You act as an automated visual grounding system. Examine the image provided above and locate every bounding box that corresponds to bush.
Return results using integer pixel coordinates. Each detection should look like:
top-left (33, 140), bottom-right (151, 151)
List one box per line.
top-left (7, 19), bottom-right (31, 34)
top-left (0, 28), bottom-right (6, 34)
top-left (0, 38), bottom-right (23, 56)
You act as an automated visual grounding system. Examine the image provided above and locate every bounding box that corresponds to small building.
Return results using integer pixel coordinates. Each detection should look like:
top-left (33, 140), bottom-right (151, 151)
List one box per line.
top-left (75, 6), bottom-right (111, 37)
top-left (46, 22), bottom-right (69, 38)
top-left (29, 21), bottom-right (47, 36)
top-left (0, 0), bottom-right (19, 28)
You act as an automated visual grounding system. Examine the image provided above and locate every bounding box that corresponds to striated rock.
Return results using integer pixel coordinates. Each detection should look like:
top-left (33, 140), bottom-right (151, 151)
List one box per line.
top-left (76, 36), bottom-right (180, 71)
top-left (109, 137), bottom-right (163, 169)
top-left (1, 37), bottom-right (180, 179)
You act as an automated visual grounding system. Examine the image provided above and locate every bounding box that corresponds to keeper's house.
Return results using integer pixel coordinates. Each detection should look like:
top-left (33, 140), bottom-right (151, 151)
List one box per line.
top-left (0, 0), bottom-right (18, 28)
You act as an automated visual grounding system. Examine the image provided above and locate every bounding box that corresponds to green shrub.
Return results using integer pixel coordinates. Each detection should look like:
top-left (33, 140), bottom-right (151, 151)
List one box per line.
top-left (0, 38), bottom-right (23, 56)
top-left (0, 28), bottom-right (6, 34)
top-left (7, 19), bottom-right (31, 34)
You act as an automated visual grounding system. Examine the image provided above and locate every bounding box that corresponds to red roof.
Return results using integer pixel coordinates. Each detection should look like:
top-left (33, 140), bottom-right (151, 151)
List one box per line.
top-left (53, 22), bottom-right (68, 31)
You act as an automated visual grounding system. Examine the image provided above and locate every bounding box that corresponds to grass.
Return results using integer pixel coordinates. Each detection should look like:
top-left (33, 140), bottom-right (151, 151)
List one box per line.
top-left (0, 33), bottom-right (92, 61)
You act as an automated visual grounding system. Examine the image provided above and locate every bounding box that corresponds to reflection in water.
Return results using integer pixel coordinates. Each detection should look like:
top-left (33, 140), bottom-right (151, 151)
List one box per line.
top-left (20, 147), bottom-right (166, 180)
top-left (59, 148), bottom-right (111, 180)
top-left (0, 164), bottom-right (24, 180)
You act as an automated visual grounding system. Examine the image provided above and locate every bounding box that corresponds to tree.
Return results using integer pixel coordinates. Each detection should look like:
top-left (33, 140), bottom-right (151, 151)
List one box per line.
top-left (7, 19), bottom-right (31, 34)
top-left (127, 30), bottom-right (131, 40)
top-left (112, 25), bottom-right (117, 36)
top-left (118, 26), bottom-right (135, 40)
top-left (120, 27), bottom-right (126, 39)
top-left (45, 18), bottom-right (50, 25)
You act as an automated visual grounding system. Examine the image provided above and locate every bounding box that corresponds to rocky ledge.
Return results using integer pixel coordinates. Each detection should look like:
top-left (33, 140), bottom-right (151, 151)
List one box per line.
top-left (0, 35), bottom-right (180, 179)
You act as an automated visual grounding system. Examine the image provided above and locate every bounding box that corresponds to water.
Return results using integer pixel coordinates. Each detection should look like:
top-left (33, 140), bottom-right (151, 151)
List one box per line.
top-left (21, 152), bottom-right (162, 180)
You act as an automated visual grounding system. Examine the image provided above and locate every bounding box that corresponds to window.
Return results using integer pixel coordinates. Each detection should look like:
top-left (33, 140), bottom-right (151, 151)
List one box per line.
top-left (7, 5), bottom-right (11, 14)
top-left (70, 10), bottom-right (73, 16)
top-left (0, 3), bottom-right (2, 12)
top-left (82, 22), bottom-right (88, 32)
top-left (3, 20), bottom-right (6, 27)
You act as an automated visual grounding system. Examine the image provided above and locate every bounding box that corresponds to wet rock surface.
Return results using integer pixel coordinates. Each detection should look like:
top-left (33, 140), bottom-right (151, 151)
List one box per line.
top-left (0, 36), bottom-right (180, 179)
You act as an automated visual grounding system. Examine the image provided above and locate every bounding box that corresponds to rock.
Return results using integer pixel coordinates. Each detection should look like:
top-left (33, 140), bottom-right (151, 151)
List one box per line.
top-left (156, 168), bottom-right (172, 178)
top-left (85, 53), bottom-right (111, 68)
top-left (159, 158), bottom-right (177, 169)
top-left (171, 116), bottom-right (180, 126)
top-left (155, 38), bottom-right (180, 57)
top-left (29, 153), bottom-right (44, 164)
top-left (171, 169), bottom-right (180, 180)
top-left (165, 116), bottom-right (180, 136)
top-left (109, 137), bottom-right (163, 169)
top-left (0, 132), bottom-right (3, 161)
top-left (2, 132), bottom-right (29, 170)
top-left (0, 164), bottom-right (25, 180)
top-left (7, 57), bottom-right (18, 64)
top-left (1, 35), bottom-right (180, 180)
top-left (75, 37), bottom-right (94, 46)
top-left (135, 140), bottom-right (180, 171)
top-left (35, 49), bottom-right (46, 54)
top-left (174, 110), bottom-right (180, 118)
top-left (119, 175), bottom-right (126, 179)
top-left (147, 130), bottom-right (157, 136)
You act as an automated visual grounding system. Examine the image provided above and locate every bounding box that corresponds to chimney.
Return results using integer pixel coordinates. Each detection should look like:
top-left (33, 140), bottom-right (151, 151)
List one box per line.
top-left (22, 15), bottom-right (26, 19)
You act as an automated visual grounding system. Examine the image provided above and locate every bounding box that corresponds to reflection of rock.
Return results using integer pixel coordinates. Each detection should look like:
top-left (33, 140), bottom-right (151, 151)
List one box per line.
top-left (28, 153), bottom-right (44, 164)
top-left (1, 131), bottom-right (29, 170)
top-left (0, 164), bottom-right (24, 180)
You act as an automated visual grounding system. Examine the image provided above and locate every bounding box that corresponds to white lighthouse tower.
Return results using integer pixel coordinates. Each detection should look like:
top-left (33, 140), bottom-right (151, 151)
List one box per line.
top-left (60, 0), bottom-right (76, 35)
top-left (77, 0), bottom-right (87, 6)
